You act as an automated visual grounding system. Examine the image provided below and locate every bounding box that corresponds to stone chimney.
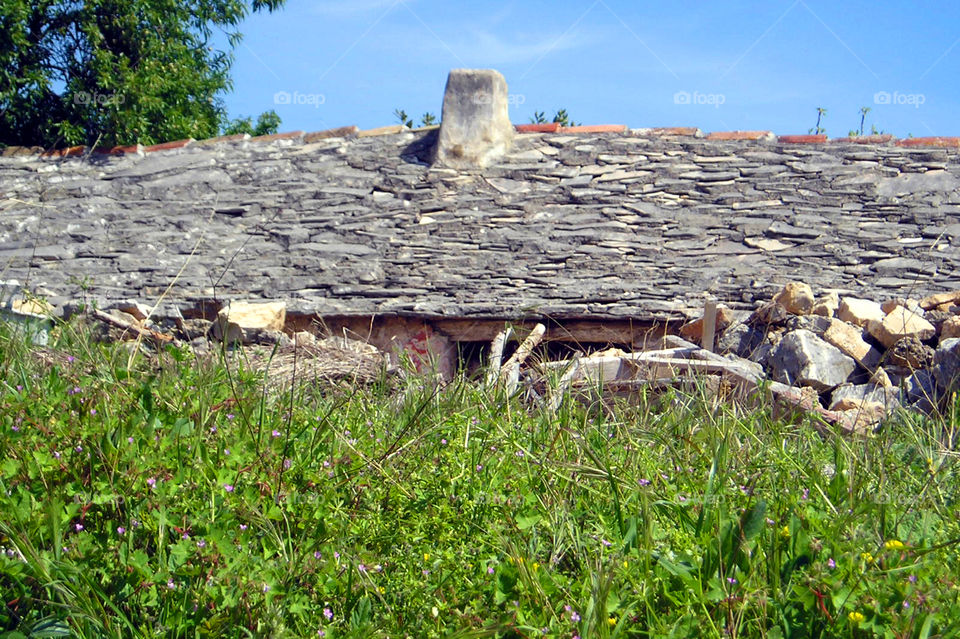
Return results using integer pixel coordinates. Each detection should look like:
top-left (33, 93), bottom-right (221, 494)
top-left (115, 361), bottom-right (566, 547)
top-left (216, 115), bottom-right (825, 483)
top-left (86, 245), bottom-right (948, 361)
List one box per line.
top-left (432, 69), bottom-right (514, 169)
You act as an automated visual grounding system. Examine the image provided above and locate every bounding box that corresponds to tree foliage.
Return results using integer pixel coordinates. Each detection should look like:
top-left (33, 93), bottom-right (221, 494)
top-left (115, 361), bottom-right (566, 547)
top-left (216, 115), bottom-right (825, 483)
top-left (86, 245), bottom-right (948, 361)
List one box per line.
top-left (222, 109), bottom-right (281, 137)
top-left (0, 0), bottom-right (285, 148)
top-left (530, 109), bottom-right (578, 127)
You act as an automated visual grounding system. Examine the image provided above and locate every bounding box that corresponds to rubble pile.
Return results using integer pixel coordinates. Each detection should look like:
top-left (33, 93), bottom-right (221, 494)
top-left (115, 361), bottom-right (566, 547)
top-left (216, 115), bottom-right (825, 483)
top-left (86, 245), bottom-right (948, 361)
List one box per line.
top-left (687, 282), bottom-right (960, 423)
top-left (0, 293), bottom-right (389, 387)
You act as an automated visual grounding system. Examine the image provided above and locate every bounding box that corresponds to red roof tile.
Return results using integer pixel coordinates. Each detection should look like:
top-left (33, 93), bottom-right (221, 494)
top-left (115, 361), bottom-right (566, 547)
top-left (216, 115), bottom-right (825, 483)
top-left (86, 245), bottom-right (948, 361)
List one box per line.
top-left (515, 123), bottom-right (561, 133)
top-left (707, 131), bottom-right (773, 141)
top-left (895, 136), bottom-right (960, 148)
top-left (778, 134), bottom-right (827, 144)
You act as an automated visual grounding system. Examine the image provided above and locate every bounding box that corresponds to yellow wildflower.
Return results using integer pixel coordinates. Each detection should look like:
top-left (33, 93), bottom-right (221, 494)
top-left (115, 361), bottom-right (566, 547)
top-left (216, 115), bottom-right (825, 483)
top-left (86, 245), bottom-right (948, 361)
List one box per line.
top-left (884, 539), bottom-right (905, 551)
top-left (608, 616), bottom-right (617, 627)
top-left (860, 552), bottom-right (874, 564)
top-left (780, 526), bottom-right (791, 539)
top-left (848, 611), bottom-right (865, 623)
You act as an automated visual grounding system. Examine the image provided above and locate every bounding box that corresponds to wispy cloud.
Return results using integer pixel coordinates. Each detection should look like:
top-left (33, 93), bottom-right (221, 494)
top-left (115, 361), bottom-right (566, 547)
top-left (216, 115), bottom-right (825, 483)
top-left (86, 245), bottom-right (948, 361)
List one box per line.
top-left (467, 29), bottom-right (599, 65)
top-left (380, 26), bottom-right (601, 67)
top-left (309, 0), bottom-right (412, 16)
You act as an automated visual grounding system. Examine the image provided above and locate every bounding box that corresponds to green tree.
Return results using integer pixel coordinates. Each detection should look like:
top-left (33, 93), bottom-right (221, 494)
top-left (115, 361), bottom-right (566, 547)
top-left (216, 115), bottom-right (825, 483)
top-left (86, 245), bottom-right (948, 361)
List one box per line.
top-left (0, 0), bottom-right (286, 148)
top-left (393, 108), bottom-right (413, 128)
top-left (808, 106), bottom-right (827, 135)
top-left (222, 109), bottom-right (281, 137)
top-left (529, 109), bottom-right (578, 126)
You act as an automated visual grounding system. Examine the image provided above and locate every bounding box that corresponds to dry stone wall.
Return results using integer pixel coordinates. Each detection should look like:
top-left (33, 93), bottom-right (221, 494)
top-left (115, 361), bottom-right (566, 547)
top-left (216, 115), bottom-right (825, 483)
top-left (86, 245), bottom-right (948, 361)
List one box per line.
top-left (1, 129), bottom-right (960, 322)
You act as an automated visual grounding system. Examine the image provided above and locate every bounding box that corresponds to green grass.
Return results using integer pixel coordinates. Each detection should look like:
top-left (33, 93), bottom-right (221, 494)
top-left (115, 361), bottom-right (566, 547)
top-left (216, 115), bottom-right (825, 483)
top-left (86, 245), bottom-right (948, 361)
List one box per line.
top-left (1, 318), bottom-right (958, 638)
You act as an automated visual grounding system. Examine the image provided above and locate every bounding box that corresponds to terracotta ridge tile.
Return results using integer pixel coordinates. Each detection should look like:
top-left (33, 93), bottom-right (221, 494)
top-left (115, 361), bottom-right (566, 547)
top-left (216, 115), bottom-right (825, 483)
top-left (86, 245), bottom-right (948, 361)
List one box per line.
top-left (777, 134), bottom-right (828, 144)
top-left (559, 124), bottom-right (628, 134)
top-left (303, 126), bottom-right (360, 143)
top-left (895, 136), bottom-right (960, 148)
top-left (357, 124), bottom-right (408, 137)
top-left (144, 139), bottom-right (194, 153)
top-left (830, 134), bottom-right (894, 144)
top-left (39, 145), bottom-right (86, 158)
top-left (515, 123), bottom-right (561, 133)
top-left (249, 130), bottom-right (304, 143)
top-left (706, 130), bottom-right (774, 141)
top-left (92, 143), bottom-right (143, 155)
top-left (195, 133), bottom-right (251, 146)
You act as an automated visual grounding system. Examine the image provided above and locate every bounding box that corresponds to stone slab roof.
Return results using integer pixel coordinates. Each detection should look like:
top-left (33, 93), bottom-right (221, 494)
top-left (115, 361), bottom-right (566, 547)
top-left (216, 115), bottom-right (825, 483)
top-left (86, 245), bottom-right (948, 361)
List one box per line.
top-left (2, 128), bottom-right (960, 322)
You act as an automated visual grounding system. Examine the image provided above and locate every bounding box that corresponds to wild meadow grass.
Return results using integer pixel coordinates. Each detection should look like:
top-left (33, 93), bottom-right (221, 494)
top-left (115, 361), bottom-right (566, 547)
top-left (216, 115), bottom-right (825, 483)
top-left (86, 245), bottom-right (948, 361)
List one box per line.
top-left (1, 318), bottom-right (959, 638)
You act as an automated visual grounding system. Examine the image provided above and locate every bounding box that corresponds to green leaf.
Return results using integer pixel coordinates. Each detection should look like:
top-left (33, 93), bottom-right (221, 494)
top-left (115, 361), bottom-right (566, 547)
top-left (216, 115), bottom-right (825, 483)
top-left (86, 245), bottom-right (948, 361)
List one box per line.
top-left (170, 417), bottom-right (194, 437)
top-left (515, 513), bottom-right (542, 530)
top-left (0, 459), bottom-right (19, 479)
top-left (22, 617), bottom-right (71, 637)
top-left (740, 500), bottom-right (767, 541)
top-left (621, 516), bottom-right (637, 553)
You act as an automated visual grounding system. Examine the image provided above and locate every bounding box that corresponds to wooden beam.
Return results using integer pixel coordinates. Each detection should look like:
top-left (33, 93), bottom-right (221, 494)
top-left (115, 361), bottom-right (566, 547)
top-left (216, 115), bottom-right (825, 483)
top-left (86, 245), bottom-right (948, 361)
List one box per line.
top-left (702, 299), bottom-right (717, 353)
top-left (484, 327), bottom-right (513, 388)
top-left (500, 323), bottom-right (546, 393)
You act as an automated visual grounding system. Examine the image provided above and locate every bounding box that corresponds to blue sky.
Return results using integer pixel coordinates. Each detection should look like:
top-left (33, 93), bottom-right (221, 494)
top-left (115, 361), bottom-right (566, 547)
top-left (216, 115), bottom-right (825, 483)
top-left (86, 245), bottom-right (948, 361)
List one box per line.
top-left (221, 1), bottom-right (960, 137)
